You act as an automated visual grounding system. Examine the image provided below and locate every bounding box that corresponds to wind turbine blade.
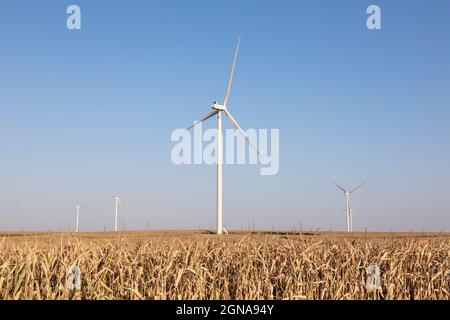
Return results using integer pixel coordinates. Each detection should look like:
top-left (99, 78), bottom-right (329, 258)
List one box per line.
top-left (186, 110), bottom-right (218, 130)
top-left (332, 182), bottom-right (346, 193)
top-left (224, 110), bottom-right (261, 157)
top-left (350, 182), bottom-right (367, 194)
top-left (223, 37), bottom-right (241, 107)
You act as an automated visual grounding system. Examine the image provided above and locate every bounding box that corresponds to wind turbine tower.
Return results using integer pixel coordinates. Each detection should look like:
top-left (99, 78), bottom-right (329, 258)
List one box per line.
top-left (112, 195), bottom-right (121, 232)
top-left (75, 204), bottom-right (87, 233)
top-left (333, 182), bottom-right (366, 232)
top-left (186, 38), bottom-right (261, 235)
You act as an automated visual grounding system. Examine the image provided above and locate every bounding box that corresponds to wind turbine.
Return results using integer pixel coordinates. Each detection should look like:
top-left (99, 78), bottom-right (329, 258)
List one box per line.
top-left (333, 182), bottom-right (366, 232)
top-left (186, 38), bottom-right (261, 235)
top-left (111, 195), bottom-right (121, 232)
top-left (75, 204), bottom-right (87, 233)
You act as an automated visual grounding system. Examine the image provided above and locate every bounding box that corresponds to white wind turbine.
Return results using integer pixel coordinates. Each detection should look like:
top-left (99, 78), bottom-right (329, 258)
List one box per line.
top-left (111, 195), bottom-right (121, 232)
top-left (186, 38), bottom-right (261, 235)
top-left (75, 204), bottom-right (87, 233)
top-left (333, 182), bottom-right (366, 232)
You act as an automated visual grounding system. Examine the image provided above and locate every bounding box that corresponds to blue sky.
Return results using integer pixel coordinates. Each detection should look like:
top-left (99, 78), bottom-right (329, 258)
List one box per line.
top-left (0, 0), bottom-right (449, 232)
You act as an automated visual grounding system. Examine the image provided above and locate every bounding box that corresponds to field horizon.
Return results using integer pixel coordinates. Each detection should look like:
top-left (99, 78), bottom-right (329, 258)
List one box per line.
top-left (1, 229), bottom-right (449, 240)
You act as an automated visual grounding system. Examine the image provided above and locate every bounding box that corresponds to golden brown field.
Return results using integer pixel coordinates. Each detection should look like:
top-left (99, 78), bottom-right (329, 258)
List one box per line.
top-left (0, 231), bottom-right (449, 300)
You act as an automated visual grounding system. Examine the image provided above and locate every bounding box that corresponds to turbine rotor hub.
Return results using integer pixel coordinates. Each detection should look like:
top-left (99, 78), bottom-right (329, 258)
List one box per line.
top-left (212, 102), bottom-right (227, 111)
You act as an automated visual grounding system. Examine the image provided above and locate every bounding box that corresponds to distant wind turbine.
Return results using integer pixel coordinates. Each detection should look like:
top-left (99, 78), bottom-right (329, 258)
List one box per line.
top-left (75, 204), bottom-right (87, 233)
top-left (186, 38), bottom-right (261, 235)
top-left (333, 182), bottom-right (366, 232)
top-left (111, 195), bottom-right (121, 232)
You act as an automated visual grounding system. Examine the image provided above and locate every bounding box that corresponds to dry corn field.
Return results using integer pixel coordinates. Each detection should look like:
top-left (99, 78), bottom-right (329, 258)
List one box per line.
top-left (0, 231), bottom-right (449, 300)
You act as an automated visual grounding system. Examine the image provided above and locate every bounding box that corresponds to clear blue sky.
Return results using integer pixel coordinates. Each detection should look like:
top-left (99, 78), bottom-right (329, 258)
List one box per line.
top-left (0, 0), bottom-right (449, 232)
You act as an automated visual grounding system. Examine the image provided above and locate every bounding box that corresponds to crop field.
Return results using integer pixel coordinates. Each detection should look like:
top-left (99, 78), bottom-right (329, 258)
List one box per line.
top-left (0, 231), bottom-right (449, 300)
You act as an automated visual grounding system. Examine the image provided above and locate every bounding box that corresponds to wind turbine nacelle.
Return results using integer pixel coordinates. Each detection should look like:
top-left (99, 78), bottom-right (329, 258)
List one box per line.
top-left (212, 102), bottom-right (227, 111)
